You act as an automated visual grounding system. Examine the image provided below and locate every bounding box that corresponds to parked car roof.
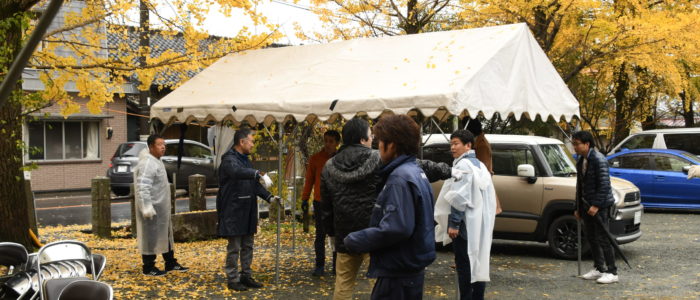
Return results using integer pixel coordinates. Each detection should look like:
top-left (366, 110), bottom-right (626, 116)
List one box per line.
top-left (121, 139), bottom-right (208, 146)
top-left (630, 128), bottom-right (700, 134)
top-left (608, 148), bottom-right (700, 163)
top-left (423, 133), bottom-right (564, 146)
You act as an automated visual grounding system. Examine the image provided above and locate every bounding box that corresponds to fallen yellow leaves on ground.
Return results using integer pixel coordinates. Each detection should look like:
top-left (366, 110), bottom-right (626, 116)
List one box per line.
top-left (38, 220), bottom-right (353, 299)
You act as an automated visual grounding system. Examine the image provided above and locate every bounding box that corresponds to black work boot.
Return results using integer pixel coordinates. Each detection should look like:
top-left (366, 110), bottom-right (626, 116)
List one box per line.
top-left (227, 281), bottom-right (248, 291)
top-left (240, 276), bottom-right (263, 288)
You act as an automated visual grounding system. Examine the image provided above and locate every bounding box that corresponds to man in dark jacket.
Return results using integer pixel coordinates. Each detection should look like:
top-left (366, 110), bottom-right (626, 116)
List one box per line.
top-left (343, 115), bottom-right (437, 300)
top-left (321, 118), bottom-right (453, 300)
top-left (572, 131), bottom-right (618, 284)
top-left (217, 127), bottom-right (280, 291)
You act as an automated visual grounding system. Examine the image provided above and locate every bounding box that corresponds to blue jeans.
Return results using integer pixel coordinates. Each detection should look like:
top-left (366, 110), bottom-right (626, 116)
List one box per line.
top-left (453, 236), bottom-right (486, 300)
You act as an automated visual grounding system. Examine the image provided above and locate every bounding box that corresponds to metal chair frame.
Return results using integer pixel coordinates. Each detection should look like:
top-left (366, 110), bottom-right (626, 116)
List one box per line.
top-left (35, 241), bottom-right (95, 300)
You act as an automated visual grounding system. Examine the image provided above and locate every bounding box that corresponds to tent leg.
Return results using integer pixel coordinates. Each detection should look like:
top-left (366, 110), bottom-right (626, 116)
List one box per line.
top-left (291, 145), bottom-right (297, 252)
top-left (275, 122), bottom-right (284, 286)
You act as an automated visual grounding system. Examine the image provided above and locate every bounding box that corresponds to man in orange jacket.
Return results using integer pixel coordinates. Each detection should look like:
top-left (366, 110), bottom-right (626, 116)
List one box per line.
top-left (302, 130), bottom-right (341, 276)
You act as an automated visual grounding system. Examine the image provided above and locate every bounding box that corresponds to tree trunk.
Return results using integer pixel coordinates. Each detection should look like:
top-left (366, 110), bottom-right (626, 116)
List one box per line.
top-left (0, 12), bottom-right (33, 249)
top-left (680, 91), bottom-right (695, 127)
top-left (138, 0), bottom-right (150, 135)
top-left (612, 63), bottom-right (631, 148)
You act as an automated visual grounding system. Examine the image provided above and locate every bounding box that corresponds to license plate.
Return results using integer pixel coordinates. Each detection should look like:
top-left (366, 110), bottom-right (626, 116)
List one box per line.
top-left (117, 165), bottom-right (128, 173)
top-left (633, 211), bottom-right (641, 224)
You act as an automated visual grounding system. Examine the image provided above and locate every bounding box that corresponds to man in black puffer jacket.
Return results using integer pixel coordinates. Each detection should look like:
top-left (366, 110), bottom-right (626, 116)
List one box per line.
top-left (320, 118), bottom-right (454, 299)
top-left (572, 131), bottom-right (618, 284)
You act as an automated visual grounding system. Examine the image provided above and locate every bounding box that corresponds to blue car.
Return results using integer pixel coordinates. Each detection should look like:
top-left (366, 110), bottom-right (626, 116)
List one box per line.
top-left (607, 149), bottom-right (700, 210)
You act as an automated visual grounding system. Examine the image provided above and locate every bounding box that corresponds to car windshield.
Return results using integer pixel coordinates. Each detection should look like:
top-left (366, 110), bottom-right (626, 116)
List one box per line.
top-left (118, 143), bottom-right (147, 157)
top-left (679, 152), bottom-right (700, 164)
top-left (539, 144), bottom-right (577, 177)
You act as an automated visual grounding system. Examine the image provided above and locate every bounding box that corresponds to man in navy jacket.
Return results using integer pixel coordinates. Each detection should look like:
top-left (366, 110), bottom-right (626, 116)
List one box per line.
top-left (217, 127), bottom-right (279, 291)
top-left (344, 115), bottom-right (435, 300)
top-left (572, 130), bottom-right (618, 284)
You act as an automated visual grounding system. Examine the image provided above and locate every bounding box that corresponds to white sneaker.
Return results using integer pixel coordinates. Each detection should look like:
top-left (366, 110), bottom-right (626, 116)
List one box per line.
top-left (581, 269), bottom-right (603, 280)
top-left (596, 273), bottom-right (619, 284)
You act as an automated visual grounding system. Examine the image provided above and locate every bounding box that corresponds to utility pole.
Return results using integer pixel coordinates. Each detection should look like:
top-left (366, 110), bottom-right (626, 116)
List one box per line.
top-left (139, 0), bottom-right (151, 136)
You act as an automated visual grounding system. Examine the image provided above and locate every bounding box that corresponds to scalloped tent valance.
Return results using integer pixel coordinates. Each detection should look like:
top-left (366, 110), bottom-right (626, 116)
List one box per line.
top-left (151, 23), bottom-right (580, 126)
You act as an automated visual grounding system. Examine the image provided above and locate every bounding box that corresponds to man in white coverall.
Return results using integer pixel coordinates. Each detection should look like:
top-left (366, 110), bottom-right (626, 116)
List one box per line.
top-left (434, 129), bottom-right (497, 300)
top-left (135, 134), bottom-right (188, 276)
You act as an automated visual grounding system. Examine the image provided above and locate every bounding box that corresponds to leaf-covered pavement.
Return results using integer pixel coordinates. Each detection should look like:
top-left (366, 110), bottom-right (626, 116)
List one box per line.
top-left (37, 212), bottom-right (700, 299)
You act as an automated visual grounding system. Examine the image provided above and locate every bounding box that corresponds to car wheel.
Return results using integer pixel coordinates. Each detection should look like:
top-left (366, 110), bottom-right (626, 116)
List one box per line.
top-left (547, 215), bottom-right (589, 260)
top-left (112, 187), bottom-right (130, 197)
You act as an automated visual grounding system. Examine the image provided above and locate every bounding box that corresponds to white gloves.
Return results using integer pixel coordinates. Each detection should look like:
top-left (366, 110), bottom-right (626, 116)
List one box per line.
top-left (688, 165), bottom-right (700, 179)
top-left (268, 195), bottom-right (282, 207)
top-left (451, 168), bottom-right (464, 181)
top-left (261, 173), bottom-right (273, 188)
top-left (142, 205), bottom-right (157, 219)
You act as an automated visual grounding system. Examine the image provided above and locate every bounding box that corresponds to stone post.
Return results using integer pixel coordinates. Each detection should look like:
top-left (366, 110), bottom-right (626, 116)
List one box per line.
top-left (188, 174), bottom-right (206, 211)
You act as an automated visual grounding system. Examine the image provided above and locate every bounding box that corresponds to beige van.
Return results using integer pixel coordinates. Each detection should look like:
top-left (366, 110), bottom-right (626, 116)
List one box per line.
top-left (423, 134), bottom-right (643, 259)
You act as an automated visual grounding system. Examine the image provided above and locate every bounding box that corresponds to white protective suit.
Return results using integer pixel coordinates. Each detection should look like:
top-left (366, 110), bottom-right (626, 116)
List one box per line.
top-left (134, 149), bottom-right (174, 255)
top-left (434, 151), bottom-right (497, 282)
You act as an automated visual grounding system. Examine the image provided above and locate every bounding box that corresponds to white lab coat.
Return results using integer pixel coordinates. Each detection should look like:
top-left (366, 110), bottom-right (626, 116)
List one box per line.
top-left (134, 149), bottom-right (174, 255)
top-left (434, 152), bottom-right (497, 282)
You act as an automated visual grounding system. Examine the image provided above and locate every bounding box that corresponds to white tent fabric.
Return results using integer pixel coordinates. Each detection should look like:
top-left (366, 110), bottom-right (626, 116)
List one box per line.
top-left (207, 124), bottom-right (236, 170)
top-left (151, 23), bottom-right (579, 125)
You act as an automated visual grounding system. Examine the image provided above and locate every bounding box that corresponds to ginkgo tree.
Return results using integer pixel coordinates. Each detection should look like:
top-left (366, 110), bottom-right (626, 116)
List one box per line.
top-left (302, 0), bottom-right (700, 150)
top-left (0, 0), bottom-right (280, 248)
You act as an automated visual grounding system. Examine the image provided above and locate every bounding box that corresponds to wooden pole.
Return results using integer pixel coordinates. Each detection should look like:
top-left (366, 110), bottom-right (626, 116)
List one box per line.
top-left (91, 176), bottom-right (111, 238)
top-left (188, 174), bottom-right (206, 211)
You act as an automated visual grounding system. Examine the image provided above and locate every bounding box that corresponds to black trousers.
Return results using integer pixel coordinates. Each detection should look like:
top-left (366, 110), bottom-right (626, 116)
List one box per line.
top-left (454, 236), bottom-right (486, 300)
top-left (371, 273), bottom-right (424, 300)
top-left (142, 244), bottom-right (177, 271)
top-left (313, 201), bottom-right (335, 270)
top-left (583, 207), bottom-right (617, 275)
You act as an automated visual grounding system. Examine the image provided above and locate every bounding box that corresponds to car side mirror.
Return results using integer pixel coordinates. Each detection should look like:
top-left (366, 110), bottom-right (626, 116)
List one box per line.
top-left (682, 165), bottom-right (691, 174)
top-left (517, 164), bottom-right (537, 184)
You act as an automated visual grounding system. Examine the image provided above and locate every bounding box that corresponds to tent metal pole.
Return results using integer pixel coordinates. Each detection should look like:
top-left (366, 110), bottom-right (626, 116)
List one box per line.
top-left (275, 122), bottom-right (283, 285)
top-left (431, 117), bottom-right (451, 143)
top-left (291, 141), bottom-right (297, 252)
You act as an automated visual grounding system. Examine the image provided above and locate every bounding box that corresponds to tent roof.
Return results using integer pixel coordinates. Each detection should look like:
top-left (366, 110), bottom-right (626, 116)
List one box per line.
top-left (151, 23), bottom-right (579, 125)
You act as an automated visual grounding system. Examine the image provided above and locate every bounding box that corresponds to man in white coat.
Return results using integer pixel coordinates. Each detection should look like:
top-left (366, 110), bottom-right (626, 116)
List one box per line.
top-left (134, 134), bottom-right (188, 276)
top-left (434, 129), bottom-right (497, 300)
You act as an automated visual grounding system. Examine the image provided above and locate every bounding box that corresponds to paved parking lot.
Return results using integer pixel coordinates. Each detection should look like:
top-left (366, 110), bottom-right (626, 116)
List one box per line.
top-left (452, 211), bottom-right (700, 299)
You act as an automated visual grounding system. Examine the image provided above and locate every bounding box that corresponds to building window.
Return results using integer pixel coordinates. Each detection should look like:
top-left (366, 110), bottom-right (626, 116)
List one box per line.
top-left (27, 121), bottom-right (100, 161)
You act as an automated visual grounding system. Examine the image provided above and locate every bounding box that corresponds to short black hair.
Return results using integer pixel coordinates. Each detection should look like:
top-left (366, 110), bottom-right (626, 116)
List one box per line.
top-left (374, 115), bottom-right (420, 156)
top-left (234, 126), bottom-right (253, 146)
top-left (342, 118), bottom-right (370, 145)
top-left (572, 131), bottom-right (595, 148)
top-left (466, 119), bottom-right (483, 136)
top-left (324, 130), bottom-right (341, 142)
top-left (450, 129), bottom-right (474, 146)
top-left (146, 134), bottom-right (164, 147)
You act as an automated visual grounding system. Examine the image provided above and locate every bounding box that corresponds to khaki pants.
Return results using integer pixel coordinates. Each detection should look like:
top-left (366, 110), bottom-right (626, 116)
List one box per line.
top-left (333, 252), bottom-right (370, 300)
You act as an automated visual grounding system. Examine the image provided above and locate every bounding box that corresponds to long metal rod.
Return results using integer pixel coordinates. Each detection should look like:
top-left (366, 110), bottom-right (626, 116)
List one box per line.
top-left (275, 122), bottom-right (284, 285)
top-left (0, 0), bottom-right (65, 109)
top-left (291, 145), bottom-right (297, 252)
top-left (577, 219), bottom-right (582, 276)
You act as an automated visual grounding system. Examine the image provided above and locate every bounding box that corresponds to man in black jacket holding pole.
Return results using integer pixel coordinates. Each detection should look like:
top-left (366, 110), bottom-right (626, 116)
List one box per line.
top-left (572, 131), bottom-right (618, 284)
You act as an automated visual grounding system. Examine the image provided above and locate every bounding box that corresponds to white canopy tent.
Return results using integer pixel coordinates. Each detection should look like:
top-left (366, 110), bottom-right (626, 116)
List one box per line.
top-left (151, 23), bottom-right (579, 125)
top-left (151, 23), bottom-right (581, 285)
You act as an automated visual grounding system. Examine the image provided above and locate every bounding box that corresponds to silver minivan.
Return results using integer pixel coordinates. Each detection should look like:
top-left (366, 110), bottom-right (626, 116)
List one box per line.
top-left (611, 128), bottom-right (700, 156)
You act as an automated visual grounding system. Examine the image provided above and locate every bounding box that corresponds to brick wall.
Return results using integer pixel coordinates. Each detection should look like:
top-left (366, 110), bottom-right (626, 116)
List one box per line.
top-left (29, 95), bottom-right (128, 192)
